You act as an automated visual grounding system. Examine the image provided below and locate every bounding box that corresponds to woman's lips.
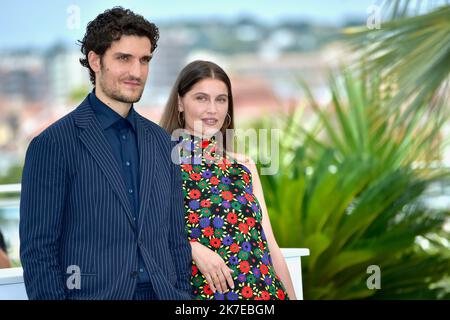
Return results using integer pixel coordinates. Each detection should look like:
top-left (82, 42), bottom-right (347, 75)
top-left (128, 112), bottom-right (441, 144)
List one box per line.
top-left (202, 118), bottom-right (218, 125)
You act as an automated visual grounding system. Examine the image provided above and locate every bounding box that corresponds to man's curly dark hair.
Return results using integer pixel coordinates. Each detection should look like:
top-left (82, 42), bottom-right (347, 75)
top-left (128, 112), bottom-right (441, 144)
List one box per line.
top-left (78, 7), bottom-right (159, 85)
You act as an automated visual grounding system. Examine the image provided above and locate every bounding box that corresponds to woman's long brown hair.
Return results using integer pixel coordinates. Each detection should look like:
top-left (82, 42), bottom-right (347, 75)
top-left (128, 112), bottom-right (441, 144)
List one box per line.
top-left (160, 60), bottom-right (235, 151)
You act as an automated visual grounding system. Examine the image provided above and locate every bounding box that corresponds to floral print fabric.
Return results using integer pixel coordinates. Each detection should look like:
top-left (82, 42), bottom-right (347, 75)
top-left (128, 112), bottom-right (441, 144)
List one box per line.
top-left (178, 133), bottom-right (289, 300)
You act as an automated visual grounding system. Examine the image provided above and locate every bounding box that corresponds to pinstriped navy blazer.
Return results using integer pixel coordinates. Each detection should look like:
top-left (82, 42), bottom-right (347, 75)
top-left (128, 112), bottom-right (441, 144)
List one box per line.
top-left (19, 96), bottom-right (192, 300)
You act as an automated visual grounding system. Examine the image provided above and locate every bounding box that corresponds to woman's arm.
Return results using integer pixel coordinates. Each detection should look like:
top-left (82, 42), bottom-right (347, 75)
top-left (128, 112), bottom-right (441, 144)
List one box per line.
top-left (238, 155), bottom-right (297, 300)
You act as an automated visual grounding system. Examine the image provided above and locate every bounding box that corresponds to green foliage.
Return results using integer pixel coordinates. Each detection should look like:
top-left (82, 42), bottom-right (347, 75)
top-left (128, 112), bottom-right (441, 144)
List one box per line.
top-left (69, 86), bottom-right (90, 103)
top-left (0, 164), bottom-right (22, 199)
top-left (0, 164), bottom-right (22, 185)
top-left (344, 3), bottom-right (450, 122)
top-left (253, 69), bottom-right (450, 299)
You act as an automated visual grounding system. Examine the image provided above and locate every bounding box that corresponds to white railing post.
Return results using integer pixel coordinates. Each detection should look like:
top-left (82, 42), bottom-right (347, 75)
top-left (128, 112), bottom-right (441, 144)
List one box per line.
top-left (280, 248), bottom-right (310, 300)
top-left (0, 184), bottom-right (21, 193)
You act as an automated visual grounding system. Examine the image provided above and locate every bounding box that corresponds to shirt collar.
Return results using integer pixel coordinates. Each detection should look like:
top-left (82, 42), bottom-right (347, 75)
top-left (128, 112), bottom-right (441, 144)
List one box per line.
top-left (89, 89), bottom-right (137, 132)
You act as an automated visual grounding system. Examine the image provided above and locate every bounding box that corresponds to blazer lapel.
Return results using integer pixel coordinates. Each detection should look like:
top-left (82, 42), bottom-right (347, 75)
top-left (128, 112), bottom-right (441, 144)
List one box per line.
top-left (74, 98), bottom-right (136, 229)
top-left (135, 115), bottom-right (155, 237)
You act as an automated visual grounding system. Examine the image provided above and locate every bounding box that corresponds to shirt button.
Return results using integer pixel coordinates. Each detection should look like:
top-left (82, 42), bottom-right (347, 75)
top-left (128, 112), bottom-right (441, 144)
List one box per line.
top-left (139, 268), bottom-right (144, 273)
top-left (128, 189), bottom-right (134, 194)
top-left (132, 217), bottom-right (136, 221)
top-left (125, 161), bottom-right (131, 166)
top-left (130, 271), bottom-right (139, 278)
top-left (122, 135), bottom-right (127, 140)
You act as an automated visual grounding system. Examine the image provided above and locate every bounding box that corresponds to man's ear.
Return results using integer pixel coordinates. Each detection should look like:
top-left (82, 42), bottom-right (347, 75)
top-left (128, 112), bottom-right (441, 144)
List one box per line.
top-left (87, 51), bottom-right (101, 73)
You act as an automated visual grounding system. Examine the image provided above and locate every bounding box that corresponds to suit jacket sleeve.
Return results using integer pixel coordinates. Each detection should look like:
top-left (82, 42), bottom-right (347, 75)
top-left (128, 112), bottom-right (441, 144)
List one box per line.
top-left (19, 133), bottom-right (67, 299)
top-left (168, 144), bottom-right (193, 298)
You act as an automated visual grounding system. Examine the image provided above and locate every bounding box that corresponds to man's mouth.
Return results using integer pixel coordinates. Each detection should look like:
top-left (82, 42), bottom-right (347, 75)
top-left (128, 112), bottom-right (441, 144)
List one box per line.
top-left (123, 80), bottom-right (141, 87)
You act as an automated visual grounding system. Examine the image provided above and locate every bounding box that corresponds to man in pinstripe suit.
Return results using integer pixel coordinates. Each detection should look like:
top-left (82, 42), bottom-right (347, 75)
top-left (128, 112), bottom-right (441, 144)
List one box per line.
top-left (19, 7), bottom-right (192, 300)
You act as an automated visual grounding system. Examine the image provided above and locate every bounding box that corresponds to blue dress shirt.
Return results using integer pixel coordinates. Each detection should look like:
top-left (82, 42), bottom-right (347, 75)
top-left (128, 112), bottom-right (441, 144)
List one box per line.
top-left (89, 89), bottom-right (150, 284)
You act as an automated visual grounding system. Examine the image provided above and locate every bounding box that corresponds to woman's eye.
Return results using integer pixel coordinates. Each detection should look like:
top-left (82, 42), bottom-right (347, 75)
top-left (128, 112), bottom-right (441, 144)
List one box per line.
top-left (196, 96), bottom-right (207, 101)
top-left (217, 97), bottom-right (227, 103)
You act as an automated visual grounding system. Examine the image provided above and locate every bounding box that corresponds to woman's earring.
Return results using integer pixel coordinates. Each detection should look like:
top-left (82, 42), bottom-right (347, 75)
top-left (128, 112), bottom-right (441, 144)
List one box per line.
top-left (224, 113), bottom-right (232, 128)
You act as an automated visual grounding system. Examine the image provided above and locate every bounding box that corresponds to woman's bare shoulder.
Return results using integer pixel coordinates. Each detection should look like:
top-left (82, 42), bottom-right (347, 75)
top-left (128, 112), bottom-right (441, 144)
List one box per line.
top-left (228, 152), bottom-right (257, 170)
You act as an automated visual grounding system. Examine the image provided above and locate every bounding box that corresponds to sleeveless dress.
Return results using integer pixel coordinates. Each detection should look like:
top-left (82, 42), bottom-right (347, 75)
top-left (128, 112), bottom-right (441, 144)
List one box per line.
top-left (178, 133), bottom-right (289, 300)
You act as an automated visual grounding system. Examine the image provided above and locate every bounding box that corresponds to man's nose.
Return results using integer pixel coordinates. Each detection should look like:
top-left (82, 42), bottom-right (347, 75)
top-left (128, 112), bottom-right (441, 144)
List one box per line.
top-left (129, 60), bottom-right (142, 78)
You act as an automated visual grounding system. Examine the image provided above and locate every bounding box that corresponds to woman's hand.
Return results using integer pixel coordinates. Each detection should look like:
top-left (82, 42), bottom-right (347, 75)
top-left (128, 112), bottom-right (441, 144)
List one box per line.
top-left (190, 241), bottom-right (234, 294)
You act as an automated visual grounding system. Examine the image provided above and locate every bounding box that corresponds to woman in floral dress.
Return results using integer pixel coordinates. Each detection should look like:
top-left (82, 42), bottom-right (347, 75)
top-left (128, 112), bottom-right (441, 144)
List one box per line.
top-left (160, 60), bottom-right (296, 300)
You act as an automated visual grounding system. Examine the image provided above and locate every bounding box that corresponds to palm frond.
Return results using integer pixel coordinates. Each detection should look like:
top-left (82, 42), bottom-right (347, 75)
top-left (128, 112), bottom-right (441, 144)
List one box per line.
top-left (254, 67), bottom-right (450, 299)
top-left (344, 4), bottom-right (450, 119)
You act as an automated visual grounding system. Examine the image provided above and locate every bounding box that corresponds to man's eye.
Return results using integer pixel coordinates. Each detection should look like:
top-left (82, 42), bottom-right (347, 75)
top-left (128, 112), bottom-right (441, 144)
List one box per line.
top-left (119, 56), bottom-right (128, 61)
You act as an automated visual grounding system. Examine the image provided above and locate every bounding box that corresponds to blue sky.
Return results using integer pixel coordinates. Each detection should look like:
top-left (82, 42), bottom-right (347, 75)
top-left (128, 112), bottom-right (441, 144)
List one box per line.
top-left (1, 0), bottom-right (376, 50)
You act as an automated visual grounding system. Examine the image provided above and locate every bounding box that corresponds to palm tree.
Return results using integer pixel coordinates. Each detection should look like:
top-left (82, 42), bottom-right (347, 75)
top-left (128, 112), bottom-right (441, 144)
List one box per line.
top-left (254, 68), bottom-right (450, 299)
top-left (344, 1), bottom-right (450, 122)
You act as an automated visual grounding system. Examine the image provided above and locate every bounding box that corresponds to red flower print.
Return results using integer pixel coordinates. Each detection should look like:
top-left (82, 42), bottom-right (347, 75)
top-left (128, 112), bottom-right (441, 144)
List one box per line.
top-left (221, 191), bottom-right (233, 201)
top-left (277, 289), bottom-right (285, 300)
top-left (230, 243), bottom-right (240, 253)
top-left (190, 173), bottom-right (201, 181)
top-left (181, 164), bottom-right (192, 172)
top-left (192, 265), bottom-right (198, 276)
top-left (210, 237), bottom-right (221, 248)
top-left (188, 212), bottom-right (199, 224)
top-left (254, 296), bottom-right (263, 300)
top-left (242, 173), bottom-right (250, 184)
top-left (189, 189), bottom-right (201, 199)
top-left (241, 286), bottom-right (253, 299)
top-left (204, 284), bottom-right (213, 295)
top-left (261, 291), bottom-right (270, 300)
top-left (258, 241), bottom-right (265, 251)
top-left (203, 226), bottom-right (214, 237)
top-left (200, 199), bottom-right (211, 208)
top-left (239, 261), bottom-right (250, 273)
top-left (227, 212), bottom-right (238, 224)
top-left (246, 217), bottom-right (256, 227)
top-left (201, 140), bottom-right (210, 148)
top-left (244, 193), bottom-right (254, 202)
top-left (260, 264), bottom-right (269, 275)
top-left (210, 176), bottom-right (219, 185)
top-left (238, 223), bottom-right (249, 234)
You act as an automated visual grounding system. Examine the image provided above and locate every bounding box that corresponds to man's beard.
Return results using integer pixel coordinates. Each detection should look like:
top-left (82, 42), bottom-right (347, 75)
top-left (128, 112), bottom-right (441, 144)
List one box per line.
top-left (104, 84), bottom-right (144, 103)
top-left (98, 65), bottom-right (145, 103)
